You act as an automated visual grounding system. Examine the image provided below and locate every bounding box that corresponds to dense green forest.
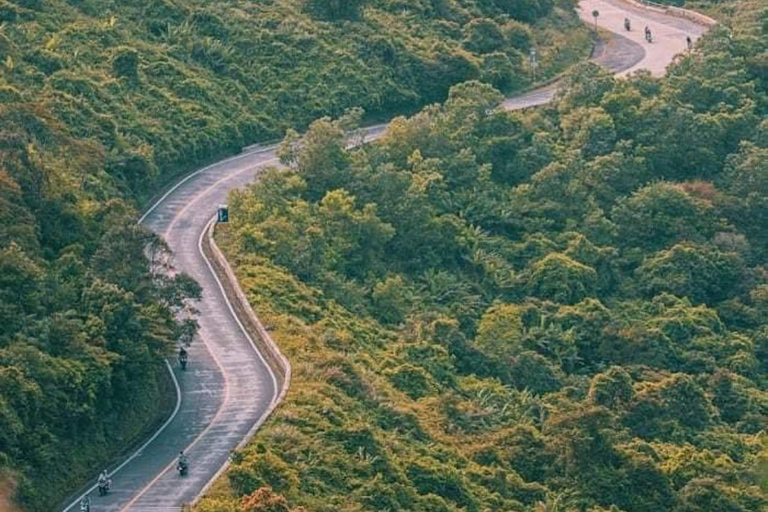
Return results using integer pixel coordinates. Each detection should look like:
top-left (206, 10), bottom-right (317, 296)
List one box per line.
top-left (0, 0), bottom-right (588, 202)
top-left (198, 6), bottom-right (768, 512)
top-left (0, 0), bottom-right (588, 508)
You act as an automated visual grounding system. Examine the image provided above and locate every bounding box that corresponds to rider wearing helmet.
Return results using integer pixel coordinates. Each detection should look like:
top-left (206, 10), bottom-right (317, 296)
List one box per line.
top-left (179, 345), bottom-right (189, 369)
top-left (177, 451), bottom-right (189, 474)
top-left (97, 470), bottom-right (111, 496)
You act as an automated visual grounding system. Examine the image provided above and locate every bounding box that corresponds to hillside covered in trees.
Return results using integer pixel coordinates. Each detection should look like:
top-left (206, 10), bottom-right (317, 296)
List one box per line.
top-left (0, 0), bottom-right (590, 509)
top-left (1, 0), bottom-right (588, 202)
top-left (200, 7), bottom-right (768, 512)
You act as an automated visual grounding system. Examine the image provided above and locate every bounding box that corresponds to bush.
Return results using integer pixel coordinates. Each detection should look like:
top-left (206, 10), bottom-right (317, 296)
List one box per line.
top-left (504, 20), bottom-right (533, 50)
top-left (527, 253), bottom-right (598, 304)
top-left (0, 1), bottom-right (19, 23)
top-left (112, 47), bottom-right (140, 80)
top-left (229, 451), bottom-right (298, 496)
top-left (23, 49), bottom-right (64, 75)
top-left (510, 351), bottom-right (562, 394)
top-left (406, 461), bottom-right (477, 510)
top-left (386, 364), bottom-right (436, 399)
top-left (589, 366), bottom-right (634, 409)
top-left (304, 0), bottom-right (367, 20)
top-left (481, 52), bottom-right (520, 91)
top-left (463, 18), bottom-right (506, 54)
top-left (637, 244), bottom-right (743, 304)
top-left (492, 0), bottom-right (554, 23)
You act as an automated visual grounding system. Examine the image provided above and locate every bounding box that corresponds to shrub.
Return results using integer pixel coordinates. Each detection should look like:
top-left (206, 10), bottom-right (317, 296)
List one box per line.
top-left (527, 253), bottom-right (598, 304)
top-left (504, 20), bottom-right (533, 50)
top-left (112, 47), bottom-right (140, 80)
top-left (386, 363), bottom-right (436, 399)
top-left (637, 244), bottom-right (744, 304)
top-left (229, 451), bottom-right (298, 496)
top-left (304, 0), bottom-right (367, 20)
top-left (24, 49), bottom-right (64, 75)
top-left (589, 366), bottom-right (634, 409)
top-left (0, 1), bottom-right (19, 23)
top-left (463, 18), bottom-right (506, 54)
top-left (510, 351), bottom-right (562, 394)
top-left (481, 52), bottom-right (520, 91)
top-left (406, 460), bottom-right (477, 510)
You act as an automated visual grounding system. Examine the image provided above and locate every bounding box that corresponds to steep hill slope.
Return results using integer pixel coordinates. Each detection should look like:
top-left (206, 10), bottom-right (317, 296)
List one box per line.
top-left (1, 0), bottom-right (589, 201)
top-left (0, 0), bottom-right (591, 510)
top-left (202, 9), bottom-right (767, 512)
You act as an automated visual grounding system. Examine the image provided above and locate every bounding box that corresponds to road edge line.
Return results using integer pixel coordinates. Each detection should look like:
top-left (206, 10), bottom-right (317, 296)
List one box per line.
top-left (60, 360), bottom-right (182, 512)
top-left (190, 218), bottom-right (292, 506)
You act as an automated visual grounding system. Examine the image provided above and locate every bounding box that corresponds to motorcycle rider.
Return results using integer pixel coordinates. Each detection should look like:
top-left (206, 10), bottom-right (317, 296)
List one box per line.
top-left (97, 470), bottom-right (110, 496)
top-left (177, 451), bottom-right (189, 475)
top-left (179, 345), bottom-right (188, 370)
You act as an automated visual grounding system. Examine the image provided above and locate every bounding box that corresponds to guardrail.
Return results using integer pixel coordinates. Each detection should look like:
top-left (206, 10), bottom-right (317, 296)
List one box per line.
top-left (202, 219), bottom-right (291, 394)
top-left (623, 0), bottom-right (718, 26)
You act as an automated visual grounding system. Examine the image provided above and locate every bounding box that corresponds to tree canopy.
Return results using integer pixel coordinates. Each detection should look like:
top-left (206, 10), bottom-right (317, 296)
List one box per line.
top-left (200, 8), bottom-right (768, 512)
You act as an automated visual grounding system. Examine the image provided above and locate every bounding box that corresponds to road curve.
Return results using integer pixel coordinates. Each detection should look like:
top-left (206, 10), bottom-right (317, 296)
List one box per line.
top-left (59, 2), bottom-right (709, 511)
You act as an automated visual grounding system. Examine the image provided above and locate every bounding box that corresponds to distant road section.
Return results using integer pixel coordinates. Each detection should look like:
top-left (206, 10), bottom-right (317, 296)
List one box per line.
top-left (503, 0), bottom-right (709, 109)
top-left (59, 1), bottom-right (711, 511)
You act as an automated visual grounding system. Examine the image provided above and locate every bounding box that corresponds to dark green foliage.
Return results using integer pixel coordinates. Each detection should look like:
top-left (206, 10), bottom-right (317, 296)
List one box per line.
top-left (624, 374), bottom-right (713, 440)
top-left (526, 252), bottom-right (598, 304)
top-left (111, 47), bottom-right (140, 80)
top-left (386, 364), bottom-right (436, 399)
top-left (509, 351), bottom-right (562, 393)
top-left (489, 0), bottom-right (554, 23)
top-left (463, 18), bottom-right (506, 54)
top-left (612, 182), bottom-right (716, 251)
top-left (637, 243), bottom-right (744, 304)
top-left (406, 460), bottom-right (477, 510)
top-left (589, 366), bottom-right (634, 409)
top-left (0, 199), bottom-right (198, 511)
top-left (504, 20), bottom-right (533, 50)
top-left (304, 0), bottom-right (367, 21)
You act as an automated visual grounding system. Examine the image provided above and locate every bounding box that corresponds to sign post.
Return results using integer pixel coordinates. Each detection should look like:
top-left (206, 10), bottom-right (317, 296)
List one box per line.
top-left (529, 47), bottom-right (538, 83)
top-left (217, 205), bottom-right (229, 223)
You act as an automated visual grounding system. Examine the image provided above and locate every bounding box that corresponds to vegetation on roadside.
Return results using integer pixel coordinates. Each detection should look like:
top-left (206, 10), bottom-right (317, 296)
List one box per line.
top-left (199, 14), bottom-right (767, 512)
top-left (0, 0), bottom-right (589, 202)
top-left (0, 0), bottom-right (590, 509)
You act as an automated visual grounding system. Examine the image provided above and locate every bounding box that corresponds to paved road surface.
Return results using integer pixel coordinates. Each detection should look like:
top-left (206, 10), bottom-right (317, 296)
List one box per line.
top-left (59, 2), bottom-right (708, 511)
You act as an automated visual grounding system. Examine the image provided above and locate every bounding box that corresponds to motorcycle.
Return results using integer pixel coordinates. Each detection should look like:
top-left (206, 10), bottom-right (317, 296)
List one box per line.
top-left (177, 459), bottom-right (189, 476)
top-left (179, 351), bottom-right (188, 371)
top-left (97, 479), bottom-right (110, 497)
top-left (624, 18), bottom-right (631, 31)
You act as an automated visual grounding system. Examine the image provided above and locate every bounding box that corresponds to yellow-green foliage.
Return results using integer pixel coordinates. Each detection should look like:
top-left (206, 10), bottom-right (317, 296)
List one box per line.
top-left (0, 0), bottom-right (590, 202)
top-left (0, 0), bottom-right (592, 509)
top-left (200, 14), bottom-right (766, 512)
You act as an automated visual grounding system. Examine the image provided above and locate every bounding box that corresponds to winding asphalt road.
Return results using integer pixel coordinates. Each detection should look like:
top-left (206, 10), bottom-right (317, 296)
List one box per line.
top-left (59, 2), bottom-right (709, 511)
